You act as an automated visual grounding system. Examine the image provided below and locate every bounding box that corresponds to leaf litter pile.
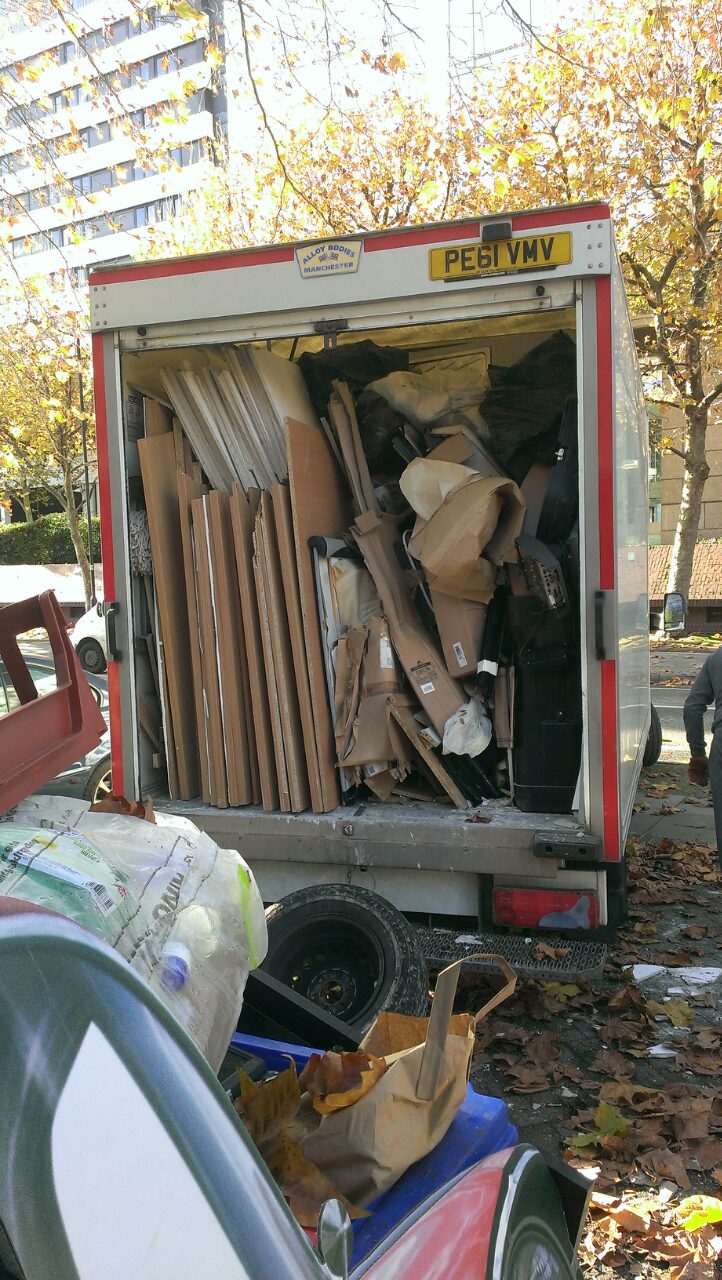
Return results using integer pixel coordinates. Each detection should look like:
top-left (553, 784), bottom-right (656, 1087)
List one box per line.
top-left (233, 1050), bottom-right (386, 1228)
top-left (459, 835), bottom-right (721, 1278)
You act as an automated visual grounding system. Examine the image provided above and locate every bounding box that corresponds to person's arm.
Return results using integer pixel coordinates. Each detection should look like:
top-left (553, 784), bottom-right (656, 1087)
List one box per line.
top-left (683, 659), bottom-right (713, 782)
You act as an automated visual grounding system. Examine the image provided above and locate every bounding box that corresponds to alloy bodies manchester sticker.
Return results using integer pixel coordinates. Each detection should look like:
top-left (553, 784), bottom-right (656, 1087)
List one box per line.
top-left (296, 239), bottom-right (362, 278)
top-left (429, 232), bottom-right (572, 280)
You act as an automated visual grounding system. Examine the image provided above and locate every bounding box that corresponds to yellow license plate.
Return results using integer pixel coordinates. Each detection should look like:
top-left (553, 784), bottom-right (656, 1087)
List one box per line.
top-left (429, 232), bottom-right (572, 280)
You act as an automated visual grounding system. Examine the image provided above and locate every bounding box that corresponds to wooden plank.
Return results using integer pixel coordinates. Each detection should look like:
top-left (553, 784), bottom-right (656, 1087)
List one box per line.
top-left (139, 694), bottom-right (162, 750)
top-left (191, 496), bottom-right (228, 808)
top-left (206, 490), bottom-right (255, 807)
top-left (177, 470), bottom-right (211, 805)
top-left (145, 398), bottom-right (173, 436)
top-left (156, 611), bottom-right (179, 800)
top-left (286, 418), bottom-right (352, 812)
top-left (230, 485), bottom-right (279, 812)
top-left (271, 482), bottom-right (323, 812)
top-left (138, 433), bottom-right (200, 799)
top-left (258, 491), bottom-right (310, 813)
top-left (253, 512), bottom-right (291, 813)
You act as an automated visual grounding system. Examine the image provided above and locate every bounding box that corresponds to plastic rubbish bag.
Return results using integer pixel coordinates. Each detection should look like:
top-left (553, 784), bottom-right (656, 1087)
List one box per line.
top-left (442, 696), bottom-right (492, 758)
top-left (0, 796), bottom-right (267, 1072)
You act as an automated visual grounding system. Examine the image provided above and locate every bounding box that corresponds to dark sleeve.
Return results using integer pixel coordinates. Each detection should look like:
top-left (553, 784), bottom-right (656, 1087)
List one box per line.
top-left (683, 659), bottom-right (714, 756)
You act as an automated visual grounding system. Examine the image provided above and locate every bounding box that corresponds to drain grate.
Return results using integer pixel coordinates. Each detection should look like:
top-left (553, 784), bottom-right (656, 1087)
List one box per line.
top-left (414, 927), bottom-right (607, 982)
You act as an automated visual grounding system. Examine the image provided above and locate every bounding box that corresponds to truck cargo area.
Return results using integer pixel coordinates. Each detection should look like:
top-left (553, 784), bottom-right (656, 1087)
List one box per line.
top-left (121, 306), bottom-right (594, 912)
top-left (93, 211), bottom-right (649, 932)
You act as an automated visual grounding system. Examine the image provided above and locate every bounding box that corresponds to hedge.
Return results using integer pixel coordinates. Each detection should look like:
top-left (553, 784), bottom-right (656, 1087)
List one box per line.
top-left (0, 513), bottom-right (102, 565)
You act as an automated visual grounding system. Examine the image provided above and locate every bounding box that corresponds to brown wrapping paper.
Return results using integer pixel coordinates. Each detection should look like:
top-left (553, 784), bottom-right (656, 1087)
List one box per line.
top-left (302, 954), bottom-right (516, 1206)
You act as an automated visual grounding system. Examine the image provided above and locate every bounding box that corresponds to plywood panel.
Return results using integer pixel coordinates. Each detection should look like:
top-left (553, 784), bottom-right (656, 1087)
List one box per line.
top-left (253, 514), bottom-right (291, 813)
top-left (138, 433), bottom-right (200, 798)
top-left (271, 482), bottom-right (323, 812)
top-left (286, 418), bottom-right (352, 812)
top-left (230, 486), bottom-right (278, 812)
top-left (258, 491), bottom-right (310, 813)
top-left (206, 490), bottom-right (255, 807)
top-left (177, 470), bottom-right (211, 804)
top-left (191, 496), bottom-right (228, 807)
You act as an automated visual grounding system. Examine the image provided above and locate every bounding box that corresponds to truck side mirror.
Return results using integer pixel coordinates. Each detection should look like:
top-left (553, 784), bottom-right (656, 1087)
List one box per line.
top-left (316, 1199), bottom-right (352, 1279)
top-left (663, 591), bottom-right (685, 634)
top-left (96, 602), bottom-right (103, 618)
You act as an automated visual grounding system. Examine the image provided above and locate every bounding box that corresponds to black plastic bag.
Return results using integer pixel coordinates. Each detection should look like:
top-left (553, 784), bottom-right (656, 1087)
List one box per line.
top-left (478, 331), bottom-right (577, 481)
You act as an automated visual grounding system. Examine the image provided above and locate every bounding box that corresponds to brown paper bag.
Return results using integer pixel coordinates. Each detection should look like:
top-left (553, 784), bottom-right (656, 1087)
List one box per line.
top-left (302, 953), bottom-right (516, 1206)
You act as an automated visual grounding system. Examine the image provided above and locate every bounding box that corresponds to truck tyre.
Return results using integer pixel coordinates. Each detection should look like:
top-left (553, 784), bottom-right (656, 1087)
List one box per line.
top-left (77, 638), bottom-right (107, 674)
top-left (263, 884), bottom-right (429, 1032)
top-left (643, 704), bottom-right (662, 767)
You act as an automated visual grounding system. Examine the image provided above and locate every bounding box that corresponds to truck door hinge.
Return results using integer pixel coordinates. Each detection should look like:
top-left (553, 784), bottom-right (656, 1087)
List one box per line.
top-left (594, 590), bottom-right (607, 660)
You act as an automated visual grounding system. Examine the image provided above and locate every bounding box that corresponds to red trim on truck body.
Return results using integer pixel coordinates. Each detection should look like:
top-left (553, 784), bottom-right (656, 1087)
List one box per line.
top-left (595, 277), bottom-right (620, 861)
top-left (91, 333), bottom-right (124, 793)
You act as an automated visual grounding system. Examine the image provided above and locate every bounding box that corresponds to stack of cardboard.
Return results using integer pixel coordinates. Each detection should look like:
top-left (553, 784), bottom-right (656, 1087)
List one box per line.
top-left (136, 342), bottom-right (527, 815)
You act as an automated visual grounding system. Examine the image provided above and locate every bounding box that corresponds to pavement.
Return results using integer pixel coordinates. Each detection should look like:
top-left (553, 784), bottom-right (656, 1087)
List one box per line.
top-left (630, 642), bottom-right (717, 847)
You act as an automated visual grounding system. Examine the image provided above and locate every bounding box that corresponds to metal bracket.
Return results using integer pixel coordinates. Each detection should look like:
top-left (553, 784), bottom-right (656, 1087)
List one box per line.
top-left (533, 830), bottom-right (604, 862)
top-left (312, 318), bottom-right (349, 335)
top-left (102, 601), bottom-right (120, 662)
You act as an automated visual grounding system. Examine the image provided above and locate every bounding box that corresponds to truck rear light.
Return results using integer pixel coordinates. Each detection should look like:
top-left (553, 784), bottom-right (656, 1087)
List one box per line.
top-left (493, 887), bottom-right (599, 931)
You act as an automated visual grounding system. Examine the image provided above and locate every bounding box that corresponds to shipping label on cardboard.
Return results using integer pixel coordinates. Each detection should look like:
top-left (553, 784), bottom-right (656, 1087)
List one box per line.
top-left (410, 660), bottom-right (438, 696)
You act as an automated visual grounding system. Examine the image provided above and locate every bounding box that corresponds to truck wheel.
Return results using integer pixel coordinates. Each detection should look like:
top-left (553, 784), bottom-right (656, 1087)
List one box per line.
top-left (263, 884), bottom-right (429, 1032)
top-left (643, 704), bottom-right (662, 767)
top-left (77, 638), bottom-right (107, 674)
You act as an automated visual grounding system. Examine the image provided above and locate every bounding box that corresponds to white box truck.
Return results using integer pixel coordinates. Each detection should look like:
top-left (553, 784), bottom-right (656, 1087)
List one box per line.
top-left (90, 202), bottom-right (663, 969)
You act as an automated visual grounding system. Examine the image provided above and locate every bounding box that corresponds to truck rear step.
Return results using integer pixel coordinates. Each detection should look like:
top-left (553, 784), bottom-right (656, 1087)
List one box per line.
top-left (416, 926), bottom-right (606, 982)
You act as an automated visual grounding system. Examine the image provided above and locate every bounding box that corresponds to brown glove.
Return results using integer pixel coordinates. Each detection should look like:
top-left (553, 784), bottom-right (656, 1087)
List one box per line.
top-left (689, 755), bottom-right (709, 786)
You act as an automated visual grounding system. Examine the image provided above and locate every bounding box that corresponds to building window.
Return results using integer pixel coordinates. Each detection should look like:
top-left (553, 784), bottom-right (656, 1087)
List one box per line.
top-left (707, 607), bottom-right (722, 624)
top-left (649, 502), bottom-right (662, 524)
top-left (649, 446), bottom-right (662, 480)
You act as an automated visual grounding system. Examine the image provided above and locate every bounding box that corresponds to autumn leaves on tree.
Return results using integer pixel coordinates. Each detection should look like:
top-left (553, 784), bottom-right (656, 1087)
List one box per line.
top-left (1, 0), bottom-right (721, 606)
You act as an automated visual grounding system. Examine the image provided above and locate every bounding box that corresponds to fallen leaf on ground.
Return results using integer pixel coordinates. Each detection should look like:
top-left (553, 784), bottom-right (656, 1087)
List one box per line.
top-left (647, 998), bottom-right (695, 1028)
top-left (541, 980), bottom-right (581, 1000)
top-left (533, 940), bottom-right (571, 960)
top-left (639, 1149), bottom-right (692, 1190)
top-left (676, 1196), bottom-right (722, 1232)
top-left (588, 1049), bottom-right (636, 1079)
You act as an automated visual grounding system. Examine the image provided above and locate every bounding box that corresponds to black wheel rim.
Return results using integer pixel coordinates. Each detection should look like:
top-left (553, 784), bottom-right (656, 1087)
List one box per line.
top-left (267, 916), bottom-right (386, 1023)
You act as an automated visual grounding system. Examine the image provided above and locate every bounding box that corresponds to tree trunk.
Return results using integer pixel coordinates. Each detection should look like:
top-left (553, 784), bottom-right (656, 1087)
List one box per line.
top-left (666, 407), bottom-right (710, 615)
top-left (20, 488), bottom-right (33, 522)
top-left (63, 470), bottom-right (93, 609)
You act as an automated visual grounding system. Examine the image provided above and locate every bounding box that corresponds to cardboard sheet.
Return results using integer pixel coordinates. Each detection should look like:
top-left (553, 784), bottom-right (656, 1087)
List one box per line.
top-left (207, 490), bottom-right (255, 807)
top-left (430, 589), bottom-right (487, 679)
top-left (342, 617), bottom-right (400, 769)
top-left (271, 482), bottom-right (323, 812)
top-left (191, 496), bottom-right (228, 807)
top-left (287, 417), bottom-right (352, 812)
top-left (401, 462), bottom-right (525, 603)
top-left (351, 511), bottom-right (464, 736)
top-left (329, 382), bottom-right (378, 515)
top-left (229, 486), bottom-right (278, 811)
top-left (257, 491), bottom-right (310, 813)
top-left (177, 470), bottom-right (211, 804)
top-left (138, 433), bottom-right (200, 799)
